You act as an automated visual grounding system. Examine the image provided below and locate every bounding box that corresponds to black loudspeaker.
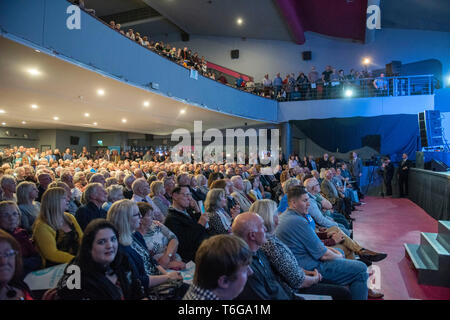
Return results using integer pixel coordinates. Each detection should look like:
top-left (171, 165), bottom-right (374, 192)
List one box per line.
top-left (415, 151), bottom-right (424, 169)
top-left (70, 136), bottom-right (79, 145)
top-left (181, 33), bottom-right (190, 42)
top-left (231, 49), bottom-right (239, 59)
top-left (418, 112), bottom-right (428, 147)
top-left (425, 159), bottom-right (449, 172)
top-left (145, 134), bottom-right (153, 141)
top-left (361, 135), bottom-right (381, 153)
top-left (302, 51), bottom-right (312, 61)
top-left (418, 110), bottom-right (443, 147)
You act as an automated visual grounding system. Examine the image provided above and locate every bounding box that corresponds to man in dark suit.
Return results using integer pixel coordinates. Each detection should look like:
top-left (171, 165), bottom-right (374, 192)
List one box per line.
top-left (318, 153), bottom-right (331, 171)
top-left (349, 152), bottom-right (363, 196)
top-left (164, 186), bottom-right (210, 262)
top-left (398, 153), bottom-right (412, 197)
top-left (381, 156), bottom-right (395, 196)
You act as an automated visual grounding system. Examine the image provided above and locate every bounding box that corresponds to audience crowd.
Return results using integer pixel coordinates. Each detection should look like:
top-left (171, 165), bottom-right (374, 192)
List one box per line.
top-left (0, 145), bottom-right (388, 300)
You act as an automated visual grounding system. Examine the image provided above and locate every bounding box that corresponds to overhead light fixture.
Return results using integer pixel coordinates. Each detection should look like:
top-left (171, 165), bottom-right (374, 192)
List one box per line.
top-left (180, 109), bottom-right (186, 114)
top-left (1, 122), bottom-right (6, 126)
top-left (35, 49), bottom-right (40, 53)
top-left (22, 121), bottom-right (27, 124)
top-left (84, 113), bottom-right (90, 117)
top-left (345, 89), bottom-right (354, 97)
top-left (93, 122), bottom-right (98, 126)
top-left (0, 110), bottom-right (5, 114)
top-left (237, 18), bottom-right (243, 25)
top-left (27, 68), bottom-right (41, 76)
top-left (122, 118), bottom-right (127, 123)
top-left (97, 89), bottom-right (105, 96)
top-left (143, 101), bottom-right (150, 107)
top-left (53, 116), bottom-right (59, 120)
top-left (31, 104), bottom-right (38, 109)
top-left (362, 58), bottom-right (371, 65)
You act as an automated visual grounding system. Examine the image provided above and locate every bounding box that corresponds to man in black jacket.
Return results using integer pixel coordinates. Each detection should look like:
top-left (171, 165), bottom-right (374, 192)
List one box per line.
top-left (75, 183), bottom-right (107, 231)
top-left (381, 156), bottom-right (395, 196)
top-left (398, 153), bottom-right (412, 197)
top-left (164, 186), bottom-right (210, 263)
top-left (318, 153), bottom-right (331, 171)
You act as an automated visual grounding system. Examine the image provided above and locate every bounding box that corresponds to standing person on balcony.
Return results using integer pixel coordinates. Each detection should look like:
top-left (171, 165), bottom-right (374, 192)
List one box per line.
top-left (262, 74), bottom-right (272, 98)
top-left (373, 73), bottom-right (388, 96)
top-left (273, 73), bottom-right (283, 100)
top-left (322, 66), bottom-right (333, 99)
top-left (308, 66), bottom-right (319, 99)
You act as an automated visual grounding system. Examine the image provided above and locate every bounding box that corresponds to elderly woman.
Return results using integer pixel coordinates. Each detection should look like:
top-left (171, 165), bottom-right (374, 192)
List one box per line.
top-left (136, 202), bottom-right (185, 271)
top-left (0, 201), bottom-right (42, 275)
top-left (16, 181), bottom-right (40, 234)
top-left (150, 181), bottom-right (170, 218)
top-left (205, 188), bottom-right (233, 235)
top-left (249, 200), bottom-right (351, 300)
top-left (107, 199), bottom-right (186, 297)
top-left (56, 219), bottom-right (146, 300)
top-left (0, 230), bottom-right (33, 300)
top-left (102, 184), bottom-right (124, 213)
top-left (105, 177), bottom-right (118, 188)
top-left (0, 175), bottom-right (17, 202)
top-left (242, 179), bottom-right (255, 204)
top-left (195, 174), bottom-right (208, 195)
top-left (32, 187), bottom-right (83, 268)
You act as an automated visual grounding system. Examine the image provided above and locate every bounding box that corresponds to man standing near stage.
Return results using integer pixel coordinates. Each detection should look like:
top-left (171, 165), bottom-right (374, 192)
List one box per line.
top-left (398, 153), bottom-right (412, 197)
top-left (380, 156), bottom-right (395, 196)
top-left (349, 152), bottom-right (363, 197)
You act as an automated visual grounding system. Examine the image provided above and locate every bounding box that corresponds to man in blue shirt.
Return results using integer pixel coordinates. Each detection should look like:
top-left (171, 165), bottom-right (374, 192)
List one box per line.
top-left (275, 186), bottom-right (370, 300)
top-left (273, 73), bottom-right (283, 99)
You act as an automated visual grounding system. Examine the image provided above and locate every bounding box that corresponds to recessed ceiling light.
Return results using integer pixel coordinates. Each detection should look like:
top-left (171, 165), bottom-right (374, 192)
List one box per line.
top-left (180, 109), bottom-right (186, 114)
top-left (143, 101), bottom-right (150, 107)
top-left (237, 18), bottom-right (243, 25)
top-left (122, 118), bottom-right (127, 123)
top-left (22, 121), bottom-right (27, 124)
top-left (0, 110), bottom-right (5, 114)
top-left (93, 122), bottom-right (98, 126)
top-left (27, 68), bottom-right (41, 76)
top-left (97, 89), bottom-right (105, 96)
top-left (35, 50), bottom-right (40, 53)
top-left (53, 116), bottom-right (59, 120)
top-left (1, 122), bottom-right (6, 126)
top-left (31, 104), bottom-right (38, 109)
top-left (84, 113), bottom-right (90, 117)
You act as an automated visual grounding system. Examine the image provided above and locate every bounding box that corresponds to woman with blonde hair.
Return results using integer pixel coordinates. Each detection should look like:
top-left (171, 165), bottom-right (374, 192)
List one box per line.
top-left (107, 199), bottom-right (186, 297)
top-left (32, 187), bottom-right (83, 268)
top-left (16, 181), bottom-right (40, 234)
top-left (249, 199), bottom-right (351, 300)
top-left (205, 188), bottom-right (232, 235)
top-left (150, 181), bottom-right (170, 217)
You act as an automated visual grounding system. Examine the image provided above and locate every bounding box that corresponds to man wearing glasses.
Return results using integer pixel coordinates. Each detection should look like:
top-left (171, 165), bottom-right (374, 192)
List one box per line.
top-left (164, 186), bottom-right (210, 263)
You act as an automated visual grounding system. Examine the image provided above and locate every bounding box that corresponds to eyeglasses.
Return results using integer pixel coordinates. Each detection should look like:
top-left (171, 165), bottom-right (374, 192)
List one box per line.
top-left (0, 212), bottom-right (19, 219)
top-left (179, 193), bottom-right (192, 197)
top-left (132, 213), bottom-right (142, 218)
top-left (0, 250), bottom-right (17, 259)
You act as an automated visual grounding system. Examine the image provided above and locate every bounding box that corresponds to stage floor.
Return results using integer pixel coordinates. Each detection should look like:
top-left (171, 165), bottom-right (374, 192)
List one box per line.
top-left (353, 196), bottom-right (450, 300)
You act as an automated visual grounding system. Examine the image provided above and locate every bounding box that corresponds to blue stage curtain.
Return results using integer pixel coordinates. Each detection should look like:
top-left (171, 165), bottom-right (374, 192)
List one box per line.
top-left (293, 115), bottom-right (419, 160)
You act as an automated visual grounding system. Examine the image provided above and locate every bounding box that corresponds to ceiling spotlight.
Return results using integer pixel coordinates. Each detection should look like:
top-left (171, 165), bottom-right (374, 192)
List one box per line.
top-left (362, 58), bottom-right (371, 65)
top-left (345, 89), bottom-right (354, 97)
top-left (97, 89), bottom-right (105, 96)
top-left (122, 118), bottom-right (127, 123)
top-left (237, 18), bottom-right (243, 25)
top-left (31, 104), bottom-right (38, 109)
top-left (22, 121), bottom-right (27, 124)
top-left (180, 109), bottom-right (186, 114)
top-left (84, 113), bottom-right (90, 117)
top-left (53, 116), bottom-right (59, 120)
top-left (0, 110), bottom-right (5, 114)
top-left (143, 101), bottom-right (150, 107)
top-left (27, 68), bottom-right (41, 76)
top-left (93, 122), bottom-right (98, 126)
top-left (1, 122), bottom-right (6, 126)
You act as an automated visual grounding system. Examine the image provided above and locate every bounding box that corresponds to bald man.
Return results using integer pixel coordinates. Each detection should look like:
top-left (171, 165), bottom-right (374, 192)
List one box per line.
top-left (232, 212), bottom-right (298, 300)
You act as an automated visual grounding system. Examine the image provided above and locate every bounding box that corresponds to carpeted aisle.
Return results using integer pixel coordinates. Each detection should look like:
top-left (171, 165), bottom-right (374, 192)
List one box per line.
top-left (352, 196), bottom-right (450, 300)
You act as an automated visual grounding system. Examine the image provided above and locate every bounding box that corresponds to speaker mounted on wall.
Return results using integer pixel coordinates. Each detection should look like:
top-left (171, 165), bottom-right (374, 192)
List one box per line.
top-left (231, 49), bottom-right (239, 59)
top-left (181, 33), bottom-right (190, 42)
top-left (302, 51), bottom-right (312, 61)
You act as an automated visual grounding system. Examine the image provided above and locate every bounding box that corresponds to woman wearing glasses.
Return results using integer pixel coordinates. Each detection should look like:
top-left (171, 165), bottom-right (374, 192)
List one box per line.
top-left (0, 230), bottom-right (33, 300)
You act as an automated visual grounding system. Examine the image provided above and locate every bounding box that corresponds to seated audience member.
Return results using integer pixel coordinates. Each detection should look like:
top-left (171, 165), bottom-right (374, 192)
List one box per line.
top-left (321, 170), bottom-right (353, 221)
top-left (232, 212), bottom-right (299, 300)
top-left (75, 183), bottom-right (107, 231)
top-left (163, 176), bottom-right (175, 203)
top-left (122, 174), bottom-right (135, 200)
top-left (275, 186), bottom-right (376, 300)
top-left (183, 234), bottom-right (252, 300)
top-left (249, 200), bottom-right (351, 300)
top-left (277, 178), bottom-right (300, 214)
top-left (72, 171), bottom-right (87, 202)
top-left (164, 186), bottom-right (210, 263)
top-left (16, 181), bottom-right (40, 234)
top-left (102, 184), bottom-right (124, 213)
top-left (150, 181), bottom-right (170, 218)
top-left (230, 176), bottom-right (252, 212)
top-left (36, 172), bottom-right (53, 202)
top-left (189, 174), bottom-right (207, 202)
top-left (210, 179), bottom-right (241, 216)
top-left (205, 188), bottom-right (233, 235)
top-left (107, 200), bottom-right (186, 297)
top-left (32, 188), bottom-right (83, 268)
top-left (0, 230), bottom-right (33, 300)
top-left (131, 178), bottom-right (164, 222)
top-left (89, 173), bottom-right (106, 186)
top-left (56, 219), bottom-right (146, 300)
top-left (0, 201), bottom-right (42, 275)
top-left (242, 179), bottom-right (256, 204)
top-left (195, 174), bottom-right (209, 196)
top-left (0, 175), bottom-right (17, 202)
top-left (136, 202), bottom-right (185, 270)
top-left (48, 181), bottom-right (79, 215)
top-left (105, 177), bottom-right (118, 188)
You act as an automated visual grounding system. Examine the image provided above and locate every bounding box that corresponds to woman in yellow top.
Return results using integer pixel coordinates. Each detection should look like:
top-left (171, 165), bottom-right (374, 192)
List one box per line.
top-left (32, 187), bottom-right (83, 268)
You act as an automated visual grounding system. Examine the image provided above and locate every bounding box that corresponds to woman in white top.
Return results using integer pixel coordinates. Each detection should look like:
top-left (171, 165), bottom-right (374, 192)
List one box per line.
top-left (288, 155), bottom-right (299, 169)
top-left (205, 189), bottom-right (232, 235)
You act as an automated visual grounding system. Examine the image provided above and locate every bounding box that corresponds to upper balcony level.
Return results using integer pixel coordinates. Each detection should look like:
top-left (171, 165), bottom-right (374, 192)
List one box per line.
top-left (0, 0), bottom-right (278, 124)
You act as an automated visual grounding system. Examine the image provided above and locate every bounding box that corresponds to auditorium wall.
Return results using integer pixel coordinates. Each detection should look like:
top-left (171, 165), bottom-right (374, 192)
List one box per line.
top-left (0, 128), bottom-right (39, 148)
top-left (167, 28), bottom-right (450, 82)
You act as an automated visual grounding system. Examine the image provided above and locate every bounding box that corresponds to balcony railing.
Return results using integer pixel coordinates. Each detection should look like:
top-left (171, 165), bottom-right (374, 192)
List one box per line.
top-left (236, 74), bottom-right (437, 101)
